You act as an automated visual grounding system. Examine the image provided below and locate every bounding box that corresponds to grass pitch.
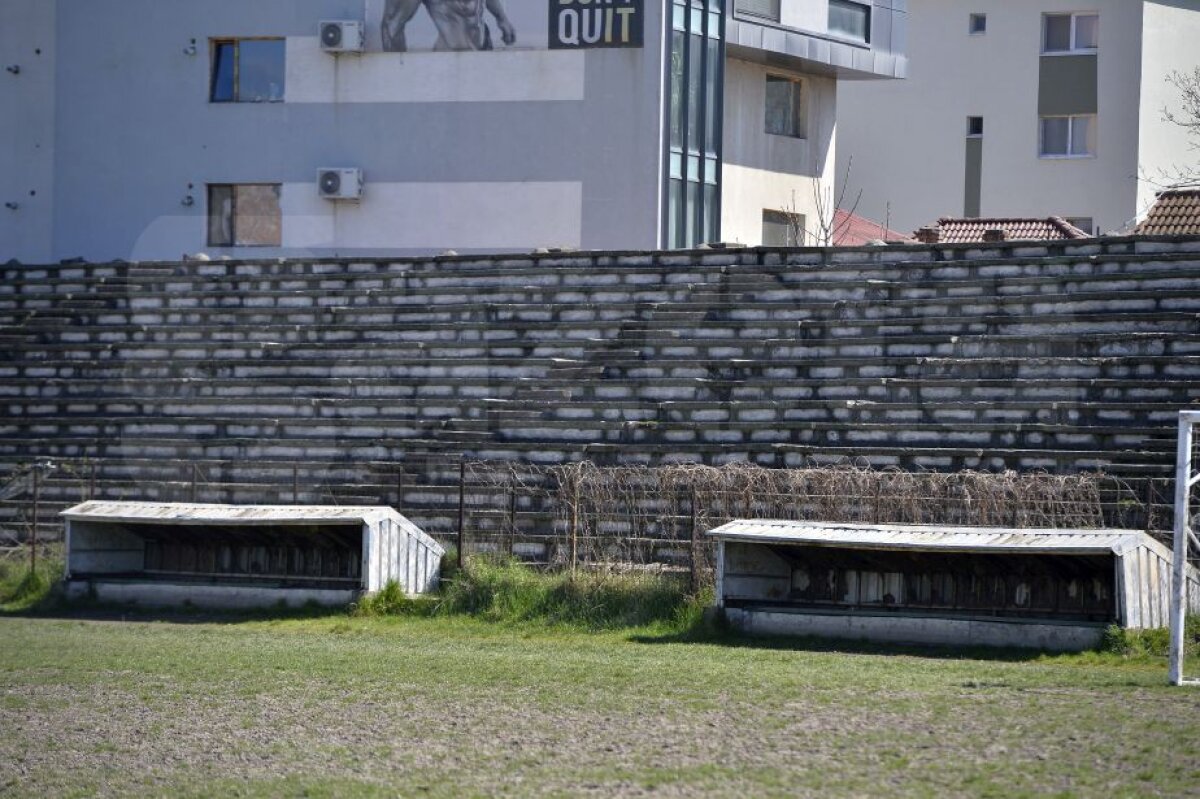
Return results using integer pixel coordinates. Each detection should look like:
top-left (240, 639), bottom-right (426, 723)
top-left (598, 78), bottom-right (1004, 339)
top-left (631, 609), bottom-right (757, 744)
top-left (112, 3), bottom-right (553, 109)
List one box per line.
top-left (1, 603), bottom-right (1199, 798)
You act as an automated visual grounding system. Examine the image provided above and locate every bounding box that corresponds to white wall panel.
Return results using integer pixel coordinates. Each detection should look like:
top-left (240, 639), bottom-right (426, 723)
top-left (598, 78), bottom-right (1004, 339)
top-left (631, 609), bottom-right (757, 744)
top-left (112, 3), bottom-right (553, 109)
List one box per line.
top-left (287, 38), bottom-right (586, 104)
top-left (282, 181), bottom-right (583, 250)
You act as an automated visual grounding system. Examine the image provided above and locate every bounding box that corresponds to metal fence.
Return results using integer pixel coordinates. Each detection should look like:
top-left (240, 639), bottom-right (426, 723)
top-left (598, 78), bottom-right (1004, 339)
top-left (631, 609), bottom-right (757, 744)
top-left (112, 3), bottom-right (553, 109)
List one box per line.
top-left (1, 457), bottom-right (1188, 586)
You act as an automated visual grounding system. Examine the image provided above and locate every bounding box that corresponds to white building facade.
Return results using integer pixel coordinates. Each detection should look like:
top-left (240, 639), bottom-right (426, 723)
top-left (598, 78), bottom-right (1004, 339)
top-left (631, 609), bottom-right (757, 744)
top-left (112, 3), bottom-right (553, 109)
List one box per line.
top-left (0, 0), bottom-right (905, 263)
top-left (837, 0), bottom-right (1200, 236)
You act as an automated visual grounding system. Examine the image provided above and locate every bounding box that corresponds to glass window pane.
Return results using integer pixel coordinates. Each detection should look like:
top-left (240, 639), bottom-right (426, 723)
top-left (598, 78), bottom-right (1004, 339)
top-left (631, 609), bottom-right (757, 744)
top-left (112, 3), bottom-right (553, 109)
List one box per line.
top-left (670, 32), bottom-right (685, 149)
top-left (210, 42), bottom-right (236, 102)
top-left (685, 181), bottom-right (699, 247)
top-left (704, 38), bottom-right (719, 155)
top-left (687, 34), bottom-right (702, 152)
top-left (669, 179), bottom-right (683, 248)
top-left (1043, 14), bottom-right (1071, 52)
top-left (704, 156), bottom-right (719, 186)
top-left (233, 185), bottom-right (281, 246)
top-left (969, 14), bottom-right (986, 34)
top-left (687, 154), bottom-right (700, 181)
top-left (1070, 115), bottom-right (1094, 155)
top-left (703, 184), bottom-right (718, 244)
top-left (708, 11), bottom-right (721, 38)
top-left (672, 3), bottom-right (686, 31)
top-left (1074, 14), bottom-right (1098, 49)
top-left (669, 151), bottom-right (683, 180)
top-left (237, 39), bottom-right (286, 103)
top-left (1041, 117), bottom-right (1069, 155)
top-left (207, 185), bottom-right (234, 246)
top-left (765, 76), bottom-right (800, 137)
top-left (828, 0), bottom-right (870, 42)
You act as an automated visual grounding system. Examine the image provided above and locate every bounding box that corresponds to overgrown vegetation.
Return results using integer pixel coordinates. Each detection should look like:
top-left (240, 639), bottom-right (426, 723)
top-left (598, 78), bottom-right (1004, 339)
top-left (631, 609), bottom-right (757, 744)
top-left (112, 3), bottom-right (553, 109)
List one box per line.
top-left (1101, 616), bottom-right (1200, 658)
top-left (0, 549), bottom-right (62, 611)
top-left (351, 558), bottom-right (705, 632)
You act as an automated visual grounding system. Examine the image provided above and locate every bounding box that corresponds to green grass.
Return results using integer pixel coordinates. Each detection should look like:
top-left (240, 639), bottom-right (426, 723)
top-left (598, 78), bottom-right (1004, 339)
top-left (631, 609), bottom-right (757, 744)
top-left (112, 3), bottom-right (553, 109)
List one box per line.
top-left (0, 549), bottom-right (63, 612)
top-left (2, 561), bottom-right (1199, 796)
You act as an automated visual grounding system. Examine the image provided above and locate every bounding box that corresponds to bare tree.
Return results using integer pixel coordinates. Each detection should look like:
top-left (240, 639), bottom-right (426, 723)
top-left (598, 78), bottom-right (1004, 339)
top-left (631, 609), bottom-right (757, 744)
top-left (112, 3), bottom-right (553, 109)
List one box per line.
top-left (1143, 67), bottom-right (1200, 191)
top-left (776, 156), bottom-right (863, 247)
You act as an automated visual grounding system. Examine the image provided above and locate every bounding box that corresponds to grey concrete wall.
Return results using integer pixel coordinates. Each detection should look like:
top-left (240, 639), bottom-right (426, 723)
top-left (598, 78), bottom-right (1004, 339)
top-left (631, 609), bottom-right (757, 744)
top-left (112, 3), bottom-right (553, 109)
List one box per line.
top-left (0, 0), bottom-right (56, 263)
top-left (724, 607), bottom-right (1106, 651)
top-left (65, 579), bottom-right (358, 609)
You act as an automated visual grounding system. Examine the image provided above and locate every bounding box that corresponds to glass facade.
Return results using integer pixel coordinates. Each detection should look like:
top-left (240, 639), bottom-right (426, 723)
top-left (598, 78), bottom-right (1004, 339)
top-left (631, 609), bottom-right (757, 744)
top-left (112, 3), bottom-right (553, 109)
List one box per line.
top-left (666, 0), bottom-right (724, 249)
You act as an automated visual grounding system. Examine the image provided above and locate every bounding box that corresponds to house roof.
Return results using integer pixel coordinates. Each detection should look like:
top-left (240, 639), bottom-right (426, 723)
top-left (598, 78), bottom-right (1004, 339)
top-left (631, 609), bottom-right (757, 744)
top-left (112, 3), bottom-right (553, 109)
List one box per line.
top-left (1136, 188), bottom-right (1200, 235)
top-left (707, 518), bottom-right (1167, 558)
top-left (831, 209), bottom-right (913, 245)
top-left (919, 217), bottom-right (1092, 244)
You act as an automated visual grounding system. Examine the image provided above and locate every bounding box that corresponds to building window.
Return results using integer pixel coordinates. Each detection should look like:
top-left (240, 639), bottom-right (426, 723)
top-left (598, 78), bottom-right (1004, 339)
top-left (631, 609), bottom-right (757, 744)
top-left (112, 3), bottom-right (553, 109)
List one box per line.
top-left (665, 0), bottom-right (723, 249)
top-left (207, 184), bottom-right (282, 246)
top-left (1039, 115), bottom-right (1095, 157)
top-left (828, 0), bottom-right (870, 43)
top-left (735, 0), bottom-right (779, 23)
top-left (765, 75), bottom-right (804, 138)
top-left (763, 210), bottom-right (803, 246)
top-left (969, 13), bottom-right (986, 35)
top-left (967, 116), bottom-right (983, 137)
top-left (210, 38), bottom-right (286, 103)
top-left (1042, 13), bottom-right (1098, 54)
top-left (1065, 217), bottom-right (1095, 235)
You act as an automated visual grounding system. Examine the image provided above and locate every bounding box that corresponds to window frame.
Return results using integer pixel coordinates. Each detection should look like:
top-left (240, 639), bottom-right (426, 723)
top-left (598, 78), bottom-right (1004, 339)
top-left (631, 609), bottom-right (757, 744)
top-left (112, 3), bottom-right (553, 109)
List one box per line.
top-left (1041, 12), bottom-right (1098, 55)
top-left (764, 73), bottom-right (805, 139)
top-left (968, 13), bottom-right (986, 35)
top-left (206, 183), bottom-right (283, 247)
top-left (209, 37), bottom-right (286, 104)
top-left (1038, 114), bottom-right (1096, 159)
top-left (827, 0), bottom-right (871, 44)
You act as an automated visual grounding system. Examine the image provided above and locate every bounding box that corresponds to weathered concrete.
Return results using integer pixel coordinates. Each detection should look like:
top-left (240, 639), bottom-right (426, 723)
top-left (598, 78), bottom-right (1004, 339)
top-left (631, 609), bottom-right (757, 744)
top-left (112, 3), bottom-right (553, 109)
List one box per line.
top-left (723, 607), bottom-right (1106, 652)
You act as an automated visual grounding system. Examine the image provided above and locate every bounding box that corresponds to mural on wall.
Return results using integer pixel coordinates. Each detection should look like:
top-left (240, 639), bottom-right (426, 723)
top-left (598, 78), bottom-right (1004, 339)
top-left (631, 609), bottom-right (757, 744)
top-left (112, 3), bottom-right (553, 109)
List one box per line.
top-left (369, 0), bottom-right (644, 52)
top-left (380, 0), bottom-right (518, 51)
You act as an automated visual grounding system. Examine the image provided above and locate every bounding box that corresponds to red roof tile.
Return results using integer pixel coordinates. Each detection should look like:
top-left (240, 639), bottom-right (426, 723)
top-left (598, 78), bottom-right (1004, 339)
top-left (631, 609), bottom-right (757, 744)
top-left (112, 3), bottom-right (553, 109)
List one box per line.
top-left (831, 209), bottom-right (913, 246)
top-left (1136, 189), bottom-right (1200, 235)
top-left (916, 217), bottom-right (1091, 244)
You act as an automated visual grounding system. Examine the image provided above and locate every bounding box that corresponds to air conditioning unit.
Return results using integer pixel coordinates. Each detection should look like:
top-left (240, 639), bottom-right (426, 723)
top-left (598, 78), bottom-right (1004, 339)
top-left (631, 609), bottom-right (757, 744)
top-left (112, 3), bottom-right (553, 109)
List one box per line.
top-left (319, 20), bottom-right (365, 53)
top-left (318, 168), bottom-right (363, 201)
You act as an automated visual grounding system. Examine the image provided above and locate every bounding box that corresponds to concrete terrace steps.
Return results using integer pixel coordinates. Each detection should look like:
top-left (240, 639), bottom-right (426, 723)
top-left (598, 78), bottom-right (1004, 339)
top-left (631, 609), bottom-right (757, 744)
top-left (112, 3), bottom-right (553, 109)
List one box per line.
top-left (4, 237), bottom-right (1200, 540)
top-left (3, 264), bottom-right (1200, 313)
top-left (6, 331), bottom-right (1200, 363)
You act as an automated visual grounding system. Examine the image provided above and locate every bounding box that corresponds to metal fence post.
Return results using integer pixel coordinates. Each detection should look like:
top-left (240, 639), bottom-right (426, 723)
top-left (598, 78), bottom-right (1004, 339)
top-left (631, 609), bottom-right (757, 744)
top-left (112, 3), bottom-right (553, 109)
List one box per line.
top-left (30, 465), bottom-right (40, 574)
top-left (508, 472), bottom-right (517, 557)
top-left (457, 459), bottom-right (466, 571)
top-left (690, 486), bottom-right (701, 592)
top-left (569, 473), bottom-right (579, 574)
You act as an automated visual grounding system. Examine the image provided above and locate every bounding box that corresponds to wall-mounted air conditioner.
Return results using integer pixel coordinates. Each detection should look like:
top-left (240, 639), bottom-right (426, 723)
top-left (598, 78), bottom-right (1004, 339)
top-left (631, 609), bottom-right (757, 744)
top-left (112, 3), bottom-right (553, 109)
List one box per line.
top-left (319, 20), bottom-right (365, 53)
top-left (318, 168), bottom-right (363, 200)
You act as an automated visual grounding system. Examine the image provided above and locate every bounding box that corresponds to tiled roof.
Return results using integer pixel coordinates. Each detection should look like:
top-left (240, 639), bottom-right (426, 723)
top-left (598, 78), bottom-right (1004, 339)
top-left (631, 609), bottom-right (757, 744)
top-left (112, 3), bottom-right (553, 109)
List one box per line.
top-left (918, 217), bottom-right (1092, 244)
top-left (1137, 189), bottom-right (1200, 235)
top-left (831, 209), bottom-right (913, 245)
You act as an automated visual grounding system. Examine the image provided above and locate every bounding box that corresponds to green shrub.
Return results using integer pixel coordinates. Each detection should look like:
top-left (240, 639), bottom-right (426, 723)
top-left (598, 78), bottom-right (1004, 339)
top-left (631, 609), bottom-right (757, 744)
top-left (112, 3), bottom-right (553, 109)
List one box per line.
top-left (436, 558), bottom-right (697, 630)
top-left (0, 551), bottom-right (63, 610)
top-left (1100, 617), bottom-right (1200, 657)
top-left (351, 580), bottom-right (411, 617)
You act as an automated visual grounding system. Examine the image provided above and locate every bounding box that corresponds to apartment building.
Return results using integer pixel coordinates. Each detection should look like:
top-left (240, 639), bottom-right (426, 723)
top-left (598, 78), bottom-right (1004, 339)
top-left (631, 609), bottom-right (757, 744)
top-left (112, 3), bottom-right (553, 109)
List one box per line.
top-left (0, 0), bottom-right (905, 262)
top-left (837, 0), bottom-right (1200, 235)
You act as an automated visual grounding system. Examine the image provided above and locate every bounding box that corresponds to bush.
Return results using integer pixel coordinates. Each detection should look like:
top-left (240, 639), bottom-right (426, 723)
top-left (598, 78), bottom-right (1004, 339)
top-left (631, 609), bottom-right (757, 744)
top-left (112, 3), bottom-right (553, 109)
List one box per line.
top-left (351, 580), bottom-right (411, 617)
top-left (1100, 617), bottom-right (1200, 657)
top-left (0, 551), bottom-right (63, 610)
top-left (436, 558), bottom-right (696, 630)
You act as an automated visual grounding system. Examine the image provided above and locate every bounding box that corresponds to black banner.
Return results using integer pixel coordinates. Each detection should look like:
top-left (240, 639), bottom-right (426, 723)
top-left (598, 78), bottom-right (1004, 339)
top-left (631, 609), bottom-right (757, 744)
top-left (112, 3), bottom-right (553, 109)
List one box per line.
top-left (549, 0), bottom-right (644, 49)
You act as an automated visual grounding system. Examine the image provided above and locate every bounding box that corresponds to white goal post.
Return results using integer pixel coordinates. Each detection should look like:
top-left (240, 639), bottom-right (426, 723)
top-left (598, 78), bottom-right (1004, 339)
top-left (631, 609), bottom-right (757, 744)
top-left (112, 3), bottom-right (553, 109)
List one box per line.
top-left (1171, 410), bottom-right (1200, 686)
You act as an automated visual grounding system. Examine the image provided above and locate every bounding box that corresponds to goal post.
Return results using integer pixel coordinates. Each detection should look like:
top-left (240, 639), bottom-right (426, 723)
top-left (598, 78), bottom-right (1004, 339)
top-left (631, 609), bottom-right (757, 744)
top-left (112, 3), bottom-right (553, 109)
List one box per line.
top-left (1171, 410), bottom-right (1200, 686)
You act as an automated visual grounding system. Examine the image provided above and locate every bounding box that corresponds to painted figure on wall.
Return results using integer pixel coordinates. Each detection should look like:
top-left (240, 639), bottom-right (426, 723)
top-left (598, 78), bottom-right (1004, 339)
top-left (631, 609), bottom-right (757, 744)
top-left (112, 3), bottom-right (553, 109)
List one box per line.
top-left (381, 0), bottom-right (517, 51)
